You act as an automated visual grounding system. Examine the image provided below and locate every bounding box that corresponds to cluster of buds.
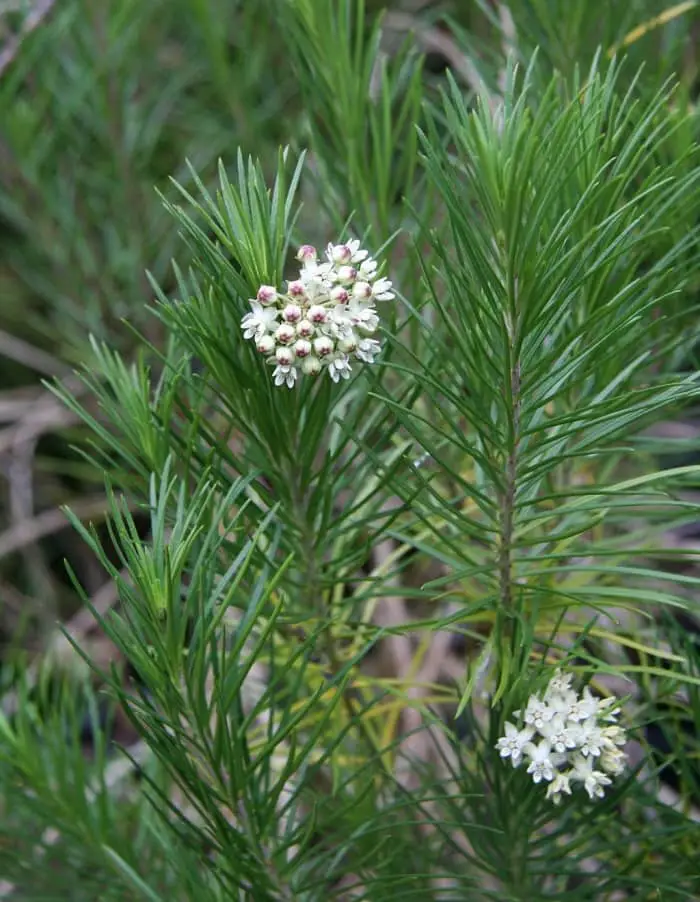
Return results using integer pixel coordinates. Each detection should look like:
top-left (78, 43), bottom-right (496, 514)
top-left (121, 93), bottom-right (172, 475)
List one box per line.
top-left (496, 671), bottom-right (628, 804)
top-left (241, 240), bottom-right (394, 388)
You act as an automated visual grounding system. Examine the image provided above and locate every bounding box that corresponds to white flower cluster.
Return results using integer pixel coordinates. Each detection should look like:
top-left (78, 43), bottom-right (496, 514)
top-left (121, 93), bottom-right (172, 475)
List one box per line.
top-left (495, 671), bottom-right (627, 804)
top-left (240, 240), bottom-right (394, 388)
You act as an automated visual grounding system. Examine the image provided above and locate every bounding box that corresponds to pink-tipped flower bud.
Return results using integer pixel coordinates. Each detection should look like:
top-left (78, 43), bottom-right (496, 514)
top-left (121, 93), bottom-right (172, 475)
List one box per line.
top-left (296, 319), bottom-right (315, 338)
top-left (287, 279), bottom-right (305, 297)
top-left (256, 334), bottom-right (275, 355)
top-left (352, 280), bottom-right (373, 300)
top-left (296, 244), bottom-right (317, 263)
top-left (330, 286), bottom-right (349, 303)
top-left (301, 356), bottom-right (322, 376)
top-left (283, 303), bottom-right (302, 323)
top-left (257, 285), bottom-right (277, 305)
top-left (331, 244), bottom-right (352, 264)
top-left (294, 339), bottom-right (312, 358)
top-left (275, 346), bottom-right (295, 366)
top-left (275, 323), bottom-right (296, 345)
top-left (338, 336), bottom-right (358, 354)
top-left (336, 265), bottom-right (357, 284)
top-left (313, 336), bottom-right (334, 357)
top-left (308, 305), bottom-right (328, 324)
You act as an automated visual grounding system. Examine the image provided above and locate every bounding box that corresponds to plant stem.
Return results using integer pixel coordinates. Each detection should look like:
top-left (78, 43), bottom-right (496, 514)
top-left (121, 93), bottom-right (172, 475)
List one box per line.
top-left (291, 472), bottom-right (380, 761)
top-left (499, 356), bottom-right (520, 612)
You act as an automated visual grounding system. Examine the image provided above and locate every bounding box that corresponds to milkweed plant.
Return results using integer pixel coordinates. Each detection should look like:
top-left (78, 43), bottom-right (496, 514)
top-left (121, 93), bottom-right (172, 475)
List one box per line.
top-left (2, 1), bottom-right (700, 899)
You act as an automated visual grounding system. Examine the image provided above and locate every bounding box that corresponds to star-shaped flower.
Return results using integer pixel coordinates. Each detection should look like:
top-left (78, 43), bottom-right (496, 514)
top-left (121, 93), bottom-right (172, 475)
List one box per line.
top-left (241, 301), bottom-right (279, 340)
top-left (570, 754), bottom-right (612, 799)
top-left (524, 740), bottom-right (556, 783)
top-left (495, 722), bottom-right (535, 767)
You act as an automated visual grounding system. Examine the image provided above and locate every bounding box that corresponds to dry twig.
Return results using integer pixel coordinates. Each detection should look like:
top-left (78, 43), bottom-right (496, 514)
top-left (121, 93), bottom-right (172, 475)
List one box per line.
top-left (0, 0), bottom-right (56, 77)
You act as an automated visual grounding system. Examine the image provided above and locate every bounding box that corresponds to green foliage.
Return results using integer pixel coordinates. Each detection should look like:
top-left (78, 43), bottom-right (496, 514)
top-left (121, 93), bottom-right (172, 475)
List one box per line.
top-left (3, 1), bottom-right (700, 899)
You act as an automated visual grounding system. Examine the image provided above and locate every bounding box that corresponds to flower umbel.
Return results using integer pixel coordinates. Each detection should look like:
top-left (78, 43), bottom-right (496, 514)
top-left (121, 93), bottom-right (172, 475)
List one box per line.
top-left (241, 240), bottom-right (394, 388)
top-left (496, 670), bottom-right (628, 804)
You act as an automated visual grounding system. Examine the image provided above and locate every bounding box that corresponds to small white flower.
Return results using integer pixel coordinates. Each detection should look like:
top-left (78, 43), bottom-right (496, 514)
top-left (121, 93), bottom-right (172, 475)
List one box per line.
top-left (300, 262), bottom-right (334, 299)
top-left (346, 297), bottom-right (379, 333)
top-left (325, 305), bottom-right (354, 340)
top-left (359, 258), bottom-right (378, 278)
top-left (575, 719), bottom-right (605, 757)
top-left (346, 238), bottom-right (369, 262)
top-left (272, 365), bottom-right (297, 388)
top-left (540, 715), bottom-right (578, 754)
top-left (546, 687), bottom-right (578, 716)
top-left (570, 753), bottom-right (612, 799)
top-left (495, 722), bottom-right (535, 767)
top-left (545, 670), bottom-right (574, 699)
top-left (307, 305), bottom-right (328, 324)
top-left (545, 771), bottom-right (572, 805)
top-left (241, 302), bottom-right (279, 340)
top-left (524, 740), bottom-right (555, 783)
top-left (356, 338), bottom-right (381, 364)
top-left (523, 694), bottom-right (554, 730)
top-left (328, 355), bottom-right (352, 383)
top-left (565, 686), bottom-right (598, 723)
top-left (372, 276), bottom-right (394, 301)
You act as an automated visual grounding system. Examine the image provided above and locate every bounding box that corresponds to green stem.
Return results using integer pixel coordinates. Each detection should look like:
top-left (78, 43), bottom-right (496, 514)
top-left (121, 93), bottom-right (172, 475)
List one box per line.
top-left (499, 357), bottom-right (520, 612)
top-left (291, 472), bottom-right (380, 761)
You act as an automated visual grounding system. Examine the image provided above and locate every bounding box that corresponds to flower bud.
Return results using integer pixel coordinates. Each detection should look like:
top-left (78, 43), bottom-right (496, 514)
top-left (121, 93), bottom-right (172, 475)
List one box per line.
top-left (256, 334), bottom-right (275, 355)
top-left (257, 285), bottom-right (277, 305)
top-left (308, 305), bottom-right (328, 324)
top-left (331, 244), bottom-right (352, 264)
top-left (338, 336), bottom-right (358, 354)
top-left (283, 303), bottom-right (302, 323)
top-left (301, 356), bottom-right (322, 376)
top-left (275, 323), bottom-right (296, 345)
top-left (352, 280), bottom-right (372, 299)
top-left (275, 346), bottom-right (295, 366)
top-left (296, 244), bottom-right (317, 263)
top-left (336, 265), bottom-right (357, 283)
top-left (296, 319), bottom-right (314, 338)
top-left (294, 339), bottom-right (312, 358)
top-left (330, 286), bottom-right (349, 303)
top-left (313, 336), bottom-right (334, 357)
top-left (287, 279), bottom-right (305, 297)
